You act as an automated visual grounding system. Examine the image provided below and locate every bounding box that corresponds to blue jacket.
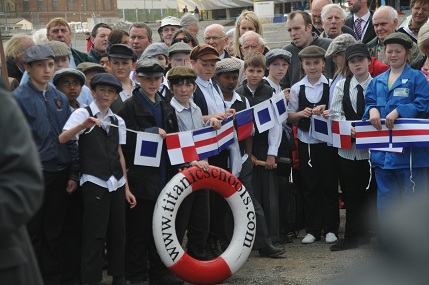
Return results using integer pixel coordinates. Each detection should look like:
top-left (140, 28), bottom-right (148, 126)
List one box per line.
top-left (12, 81), bottom-right (79, 178)
top-left (363, 64), bottom-right (429, 169)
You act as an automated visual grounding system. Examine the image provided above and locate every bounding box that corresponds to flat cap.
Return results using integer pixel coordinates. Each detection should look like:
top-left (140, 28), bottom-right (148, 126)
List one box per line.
top-left (77, 62), bottom-right (106, 74)
top-left (384, 32), bottom-right (413, 50)
top-left (90, 73), bottom-right (123, 93)
top-left (108, 44), bottom-right (137, 62)
top-left (136, 57), bottom-right (165, 77)
top-left (158, 16), bottom-right (181, 33)
top-left (45, 40), bottom-right (72, 57)
top-left (190, 44), bottom-right (220, 61)
top-left (167, 66), bottom-right (197, 81)
top-left (25, 44), bottom-right (55, 63)
top-left (345, 43), bottom-right (371, 61)
top-left (325, 34), bottom-right (357, 58)
top-left (168, 42), bottom-right (193, 56)
top-left (298, 46), bottom-right (327, 59)
top-left (265, 48), bottom-right (292, 65)
top-left (215, 57), bottom-right (243, 74)
top-left (141, 42), bottom-right (169, 60)
top-left (53, 68), bottom-right (86, 86)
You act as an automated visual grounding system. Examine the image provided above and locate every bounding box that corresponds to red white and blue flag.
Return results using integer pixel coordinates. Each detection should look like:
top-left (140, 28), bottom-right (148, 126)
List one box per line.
top-left (165, 131), bottom-right (199, 165)
top-left (217, 116), bottom-right (235, 152)
top-left (235, 109), bottom-right (253, 141)
top-left (391, 119), bottom-right (429, 148)
top-left (192, 126), bottom-right (219, 159)
top-left (355, 120), bottom-right (390, 149)
top-left (331, 120), bottom-right (352, 149)
top-left (134, 132), bottom-right (163, 167)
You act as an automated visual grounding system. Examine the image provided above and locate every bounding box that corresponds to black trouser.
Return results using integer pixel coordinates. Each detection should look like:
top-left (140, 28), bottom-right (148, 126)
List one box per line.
top-left (27, 170), bottom-right (69, 285)
top-left (298, 141), bottom-right (339, 238)
top-left (125, 197), bottom-right (148, 281)
top-left (340, 157), bottom-right (374, 239)
top-left (81, 183), bottom-right (125, 284)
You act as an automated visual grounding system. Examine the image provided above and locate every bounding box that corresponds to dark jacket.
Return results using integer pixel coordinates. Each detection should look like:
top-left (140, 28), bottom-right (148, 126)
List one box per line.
top-left (88, 47), bottom-right (102, 64)
top-left (72, 47), bottom-right (94, 65)
top-left (0, 79), bottom-right (44, 285)
top-left (3, 56), bottom-right (24, 81)
top-left (345, 13), bottom-right (376, 44)
top-left (117, 88), bottom-right (179, 201)
top-left (411, 55), bottom-right (426, 71)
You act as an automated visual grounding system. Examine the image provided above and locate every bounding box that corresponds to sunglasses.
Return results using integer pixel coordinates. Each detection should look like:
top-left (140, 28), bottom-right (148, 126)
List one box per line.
top-left (172, 37), bottom-right (192, 45)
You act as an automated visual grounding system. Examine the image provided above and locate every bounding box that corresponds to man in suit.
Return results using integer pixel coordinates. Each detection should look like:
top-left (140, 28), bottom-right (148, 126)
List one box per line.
top-left (345, 0), bottom-right (376, 44)
top-left (0, 78), bottom-right (44, 285)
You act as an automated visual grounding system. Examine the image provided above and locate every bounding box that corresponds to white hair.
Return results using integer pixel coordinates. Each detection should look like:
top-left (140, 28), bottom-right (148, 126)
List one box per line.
top-left (32, 28), bottom-right (49, 45)
top-left (321, 4), bottom-right (347, 21)
top-left (238, 31), bottom-right (266, 46)
top-left (373, 6), bottom-right (399, 22)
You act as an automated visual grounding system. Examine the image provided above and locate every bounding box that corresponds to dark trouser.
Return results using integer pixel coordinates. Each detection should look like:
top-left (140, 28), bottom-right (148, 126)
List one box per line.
top-left (125, 197), bottom-right (148, 281)
top-left (298, 141), bottom-right (339, 238)
top-left (81, 183), bottom-right (125, 284)
top-left (176, 189), bottom-right (210, 259)
top-left (339, 157), bottom-right (373, 240)
top-left (27, 170), bottom-right (69, 285)
top-left (125, 198), bottom-right (170, 281)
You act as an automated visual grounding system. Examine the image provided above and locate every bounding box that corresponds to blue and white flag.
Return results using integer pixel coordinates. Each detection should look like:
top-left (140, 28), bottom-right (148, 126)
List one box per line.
top-left (311, 115), bottom-right (332, 144)
top-left (271, 93), bottom-right (288, 124)
top-left (134, 132), bottom-right (163, 167)
top-left (253, 99), bottom-right (275, 133)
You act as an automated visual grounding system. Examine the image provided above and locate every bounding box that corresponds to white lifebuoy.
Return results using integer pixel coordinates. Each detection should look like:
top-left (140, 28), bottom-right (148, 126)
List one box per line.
top-left (153, 165), bottom-right (256, 285)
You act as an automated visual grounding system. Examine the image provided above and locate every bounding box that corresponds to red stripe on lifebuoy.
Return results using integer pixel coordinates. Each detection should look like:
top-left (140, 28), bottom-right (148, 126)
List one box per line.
top-left (170, 254), bottom-right (231, 285)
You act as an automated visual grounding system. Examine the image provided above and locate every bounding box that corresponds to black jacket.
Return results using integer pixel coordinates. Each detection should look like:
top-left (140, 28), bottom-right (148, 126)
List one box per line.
top-left (345, 13), bottom-right (376, 44)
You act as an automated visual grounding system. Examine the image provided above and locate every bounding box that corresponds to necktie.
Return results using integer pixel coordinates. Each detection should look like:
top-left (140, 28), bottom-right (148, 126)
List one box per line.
top-left (355, 18), bottom-right (363, 40)
top-left (356, 84), bottom-right (365, 119)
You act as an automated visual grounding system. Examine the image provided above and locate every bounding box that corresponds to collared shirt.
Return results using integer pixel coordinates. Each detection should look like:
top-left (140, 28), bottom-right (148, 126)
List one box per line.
top-left (353, 11), bottom-right (371, 41)
top-left (265, 77), bottom-right (282, 96)
top-left (158, 76), bottom-right (169, 98)
top-left (196, 76), bottom-right (225, 114)
top-left (170, 97), bottom-right (205, 131)
top-left (119, 80), bottom-right (137, 102)
top-left (288, 75), bottom-right (330, 144)
top-left (329, 72), bottom-right (346, 107)
top-left (78, 85), bottom-right (94, 105)
top-left (224, 91), bottom-right (251, 109)
top-left (63, 101), bottom-right (127, 191)
top-left (330, 75), bottom-right (372, 160)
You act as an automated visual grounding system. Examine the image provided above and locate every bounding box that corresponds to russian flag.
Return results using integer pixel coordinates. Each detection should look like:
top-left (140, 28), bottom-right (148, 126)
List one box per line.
top-left (166, 131), bottom-right (199, 165)
top-left (134, 132), bottom-right (163, 167)
top-left (235, 109), bottom-right (253, 141)
top-left (193, 126), bottom-right (219, 159)
top-left (253, 99), bottom-right (275, 133)
top-left (217, 116), bottom-right (235, 152)
top-left (310, 115), bottom-right (332, 144)
top-left (331, 120), bottom-right (352, 149)
top-left (391, 119), bottom-right (429, 148)
top-left (271, 93), bottom-right (288, 124)
top-left (355, 120), bottom-right (390, 149)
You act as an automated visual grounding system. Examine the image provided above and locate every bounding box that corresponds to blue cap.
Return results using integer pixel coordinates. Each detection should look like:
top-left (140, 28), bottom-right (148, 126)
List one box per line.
top-left (25, 45), bottom-right (55, 64)
top-left (108, 44), bottom-right (138, 62)
top-left (90, 73), bottom-right (123, 93)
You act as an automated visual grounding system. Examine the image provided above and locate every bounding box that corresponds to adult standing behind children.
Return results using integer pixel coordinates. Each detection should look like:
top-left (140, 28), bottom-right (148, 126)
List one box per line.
top-left (345, 0), bottom-right (376, 44)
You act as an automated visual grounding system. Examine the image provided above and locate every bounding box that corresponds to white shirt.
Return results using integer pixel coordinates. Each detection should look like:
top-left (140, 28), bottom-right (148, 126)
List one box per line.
top-left (353, 11), bottom-right (371, 41)
top-left (196, 76), bottom-right (226, 114)
top-left (63, 101), bottom-right (127, 192)
top-left (224, 91), bottom-right (250, 109)
top-left (288, 75), bottom-right (329, 144)
top-left (158, 76), bottom-right (169, 98)
top-left (119, 80), bottom-right (137, 102)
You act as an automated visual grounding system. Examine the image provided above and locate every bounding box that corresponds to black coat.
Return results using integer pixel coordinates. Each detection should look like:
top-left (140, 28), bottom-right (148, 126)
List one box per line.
top-left (345, 13), bottom-right (376, 44)
top-left (0, 79), bottom-right (44, 285)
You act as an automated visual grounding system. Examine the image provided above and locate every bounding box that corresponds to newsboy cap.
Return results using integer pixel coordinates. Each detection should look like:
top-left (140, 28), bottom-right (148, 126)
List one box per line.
top-left (90, 73), bottom-right (123, 93)
top-left (108, 44), bottom-right (138, 62)
top-left (298, 46), bottom-right (327, 59)
top-left (168, 42), bottom-right (193, 56)
top-left (265, 48), bottom-right (292, 65)
top-left (77, 62), bottom-right (106, 74)
top-left (190, 44), bottom-right (220, 61)
top-left (141, 42), bottom-right (169, 60)
top-left (325, 34), bottom-right (357, 58)
top-left (45, 40), bottom-right (72, 58)
top-left (345, 43), bottom-right (371, 62)
top-left (135, 57), bottom-right (165, 77)
top-left (167, 66), bottom-right (197, 81)
top-left (24, 45), bottom-right (55, 64)
top-left (215, 57), bottom-right (243, 74)
top-left (383, 32), bottom-right (413, 50)
top-left (53, 68), bottom-right (86, 86)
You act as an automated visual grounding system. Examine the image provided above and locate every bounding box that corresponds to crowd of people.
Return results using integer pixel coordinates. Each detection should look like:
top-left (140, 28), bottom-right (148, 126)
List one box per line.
top-left (2, 0), bottom-right (429, 284)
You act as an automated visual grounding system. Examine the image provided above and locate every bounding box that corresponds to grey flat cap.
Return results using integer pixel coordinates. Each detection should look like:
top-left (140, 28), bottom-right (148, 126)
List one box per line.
top-left (168, 42), bottom-right (193, 56)
top-left (25, 45), bottom-right (55, 63)
top-left (136, 57), bottom-right (165, 77)
top-left (325, 34), bottom-right (357, 58)
top-left (265, 48), bottom-right (292, 65)
top-left (215, 57), bottom-right (243, 74)
top-left (141, 42), bottom-right (169, 60)
top-left (53, 68), bottom-right (86, 86)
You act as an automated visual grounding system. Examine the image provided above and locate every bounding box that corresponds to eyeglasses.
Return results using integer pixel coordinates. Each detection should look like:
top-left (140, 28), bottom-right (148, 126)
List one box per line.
top-left (59, 81), bottom-right (80, 88)
top-left (172, 37), bottom-right (192, 45)
top-left (162, 27), bottom-right (178, 34)
top-left (203, 36), bottom-right (224, 42)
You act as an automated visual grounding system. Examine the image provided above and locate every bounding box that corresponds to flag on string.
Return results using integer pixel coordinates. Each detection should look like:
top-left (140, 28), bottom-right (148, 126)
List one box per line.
top-left (134, 132), bottom-right (163, 167)
top-left (193, 126), bottom-right (219, 159)
top-left (331, 120), bottom-right (352, 149)
top-left (217, 116), bottom-right (235, 152)
top-left (165, 131), bottom-right (199, 165)
top-left (235, 109), bottom-right (253, 141)
top-left (253, 99), bottom-right (275, 133)
top-left (355, 120), bottom-right (390, 149)
top-left (271, 93), bottom-right (288, 124)
top-left (391, 119), bottom-right (429, 148)
top-left (311, 115), bottom-right (332, 144)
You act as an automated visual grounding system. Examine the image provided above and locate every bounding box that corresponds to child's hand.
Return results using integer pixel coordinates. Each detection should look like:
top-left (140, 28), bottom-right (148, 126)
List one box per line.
top-left (193, 160), bottom-right (209, 171)
top-left (209, 118), bottom-right (221, 130)
top-left (322, 109), bottom-right (330, 119)
top-left (385, 109), bottom-right (399, 130)
top-left (226, 108), bottom-right (236, 118)
top-left (126, 189), bottom-right (137, 209)
top-left (283, 88), bottom-right (290, 102)
top-left (369, 108), bottom-right (382, 131)
top-left (80, 117), bottom-right (101, 129)
top-left (265, 155), bottom-right (276, 170)
top-left (251, 154), bottom-right (258, 165)
top-left (300, 107), bottom-right (313, 118)
top-left (312, 105), bottom-right (326, 115)
top-left (158, 128), bottom-right (167, 139)
top-left (212, 112), bottom-right (227, 121)
top-left (351, 126), bottom-right (356, 138)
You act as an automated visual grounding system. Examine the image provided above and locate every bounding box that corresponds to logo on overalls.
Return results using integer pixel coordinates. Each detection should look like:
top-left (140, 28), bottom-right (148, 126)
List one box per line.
top-left (54, 98), bottom-right (62, 110)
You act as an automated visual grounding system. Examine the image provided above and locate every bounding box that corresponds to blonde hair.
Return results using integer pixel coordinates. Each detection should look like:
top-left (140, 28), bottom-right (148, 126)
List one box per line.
top-left (5, 34), bottom-right (33, 59)
top-left (233, 11), bottom-right (263, 58)
top-left (418, 22), bottom-right (429, 54)
top-left (46, 17), bottom-right (71, 34)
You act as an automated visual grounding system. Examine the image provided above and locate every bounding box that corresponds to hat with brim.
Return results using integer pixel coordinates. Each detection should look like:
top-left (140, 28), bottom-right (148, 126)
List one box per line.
top-left (190, 44), bottom-right (220, 61)
top-left (90, 73), bottom-right (123, 93)
top-left (136, 57), bottom-right (165, 77)
top-left (158, 16), bottom-right (181, 33)
top-left (345, 43), bottom-right (371, 62)
top-left (325, 34), bottom-right (357, 58)
top-left (25, 45), bottom-right (55, 64)
top-left (383, 32), bottom-right (413, 50)
top-left (53, 68), bottom-right (86, 86)
top-left (298, 46), bottom-right (327, 59)
top-left (265, 48), bottom-right (292, 65)
top-left (108, 44), bottom-right (138, 62)
top-left (167, 66), bottom-right (197, 81)
top-left (77, 62), bottom-right (106, 74)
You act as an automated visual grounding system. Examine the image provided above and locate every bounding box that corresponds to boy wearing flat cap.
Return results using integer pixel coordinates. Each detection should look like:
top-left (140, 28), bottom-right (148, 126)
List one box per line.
top-left (53, 67), bottom-right (86, 110)
top-left (168, 42), bottom-right (193, 68)
top-left (107, 44), bottom-right (138, 113)
top-left (77, 62), bottom-right (106, 88)
top-left (117, 58), bottom-right (183, 285)
top-left (12, 45), bottom-right (80, 284)
top-left (265, 48), bottom-right (292, 100)
top-left (59, 73), bottom-right (136, 285)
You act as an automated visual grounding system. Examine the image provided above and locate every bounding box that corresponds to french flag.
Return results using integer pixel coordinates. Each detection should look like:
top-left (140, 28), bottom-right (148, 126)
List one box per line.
top-left (355, 120), bottom-right (390, 149)
top-left (391, 119), bottom-right (429, 148)
top-left (217, 116), bottom-right (235, 152)
top-left (235, 109), bottom-right (253, 141)
top-left (134, 132), bottom-right (163, 167)
top-left (331, 120), bottom-right (352, 149)
top-left (193, 126), bottom-right (219, 159)
top-left (166, 131), bottom-right (199, 165)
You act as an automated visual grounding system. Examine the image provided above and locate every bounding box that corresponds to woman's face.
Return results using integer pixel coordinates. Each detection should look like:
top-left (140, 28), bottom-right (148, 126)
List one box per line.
top-left (239, 18), bottom-right (256, 36)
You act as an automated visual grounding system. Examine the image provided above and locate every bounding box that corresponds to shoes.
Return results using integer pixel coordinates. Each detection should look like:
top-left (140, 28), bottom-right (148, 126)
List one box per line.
top-left (258, 244), bottom-right (286, 258)
top-left (277, 234), bottom-right (294, 244)
top-left (205, 238), bottom-right (223, 260)
top-left (330, 238), bottom-right (358, 251)
top-left (149, 273), bottom-right (184, 285)
top-left (301, 233), bottom-right (316, 244)
top-left (325, 232), bottom-right (338, 244)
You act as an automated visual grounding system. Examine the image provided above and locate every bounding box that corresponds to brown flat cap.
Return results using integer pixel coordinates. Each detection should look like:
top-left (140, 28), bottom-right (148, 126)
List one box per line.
top-left (190, 44), bottom-right (220, 61)
top-left (167, 66), bottom-right (197, 81)
top-left (298, 45), bottom-right (327, 59)
top-left (77, 62), bottom-right (106, 74)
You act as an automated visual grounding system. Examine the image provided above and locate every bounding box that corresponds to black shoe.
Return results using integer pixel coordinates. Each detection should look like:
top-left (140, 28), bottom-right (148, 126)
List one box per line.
top-left (330, 238), bottom-right (358, 251)
top-left (277, 234), bottom-right (294, 244)
top-left (149, 273), bottom-right (184, 285)
top-left (258, 244), bottom-right (286, 258)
